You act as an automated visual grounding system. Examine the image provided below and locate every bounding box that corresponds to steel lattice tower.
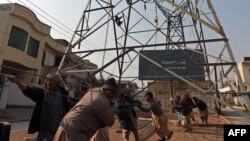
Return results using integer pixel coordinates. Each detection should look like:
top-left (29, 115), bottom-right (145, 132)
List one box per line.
top-left (56, 0), bottom-right (250, 112)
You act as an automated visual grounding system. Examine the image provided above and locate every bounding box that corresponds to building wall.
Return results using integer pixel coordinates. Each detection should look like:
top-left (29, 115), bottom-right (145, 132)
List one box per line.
top-left (0, 3), bottom-right (67, 69)
top-left (6, 81), bottom-right (35, 106)
top-left (148, 80), bottom-right (214, 112)
top-left (0, 4), bottom-right (11, 46)
top-left (237, 63), bottom-right (245, 83)
top-left (0, 3), bottom-right (98, 108)
top-left (0, 4), bottom-right (44, 107)
top-left (44, 46), bottom-right (58, 66)
top-left (1, 4), bottom-right (50, 70)
top-left (242, 63), bottom-right (250, 84)
top-left (0, 4), bottom-right (11, 80)
top-left (237, 60), bottom-right (250, 91)
top-left (0, 3), bottom-right (65, 107)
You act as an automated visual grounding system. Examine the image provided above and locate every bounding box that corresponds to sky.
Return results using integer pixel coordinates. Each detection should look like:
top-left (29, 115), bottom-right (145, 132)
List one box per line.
top-left (212, 0), bottom-right (250, 62)
top-left (1, 0), bottom-right (250, 81)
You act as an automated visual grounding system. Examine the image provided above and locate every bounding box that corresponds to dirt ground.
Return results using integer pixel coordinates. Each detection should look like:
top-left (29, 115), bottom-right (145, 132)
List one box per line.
top-left (10, 112), bottom-right (227, 141)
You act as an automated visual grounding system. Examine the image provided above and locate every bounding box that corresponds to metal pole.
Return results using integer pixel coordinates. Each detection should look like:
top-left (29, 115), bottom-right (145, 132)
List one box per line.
top-left (169, 80), bottom-right (174, 106)
top-left (0, 122), bottom-right (11, 141)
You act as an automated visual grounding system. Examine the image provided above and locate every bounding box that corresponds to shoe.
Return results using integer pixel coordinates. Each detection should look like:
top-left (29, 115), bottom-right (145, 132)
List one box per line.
top-left (166, 131), bottom-right (173, 140)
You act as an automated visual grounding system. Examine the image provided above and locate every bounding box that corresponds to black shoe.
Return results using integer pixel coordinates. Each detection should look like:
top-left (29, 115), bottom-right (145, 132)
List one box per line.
top-left (166, 131), bottom-right (173, 140)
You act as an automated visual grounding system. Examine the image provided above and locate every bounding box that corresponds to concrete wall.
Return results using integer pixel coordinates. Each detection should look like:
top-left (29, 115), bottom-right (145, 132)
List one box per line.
top-left (242, 63), bottom-right (250, 84)
top-left (1, 5), bottom-right (41, 72)
top-left (148, 80), bottom-right (214, 112)
top-left (0, 3), bottom-right (65, 70)
top-left (237, 61), bottom-right (250, 91)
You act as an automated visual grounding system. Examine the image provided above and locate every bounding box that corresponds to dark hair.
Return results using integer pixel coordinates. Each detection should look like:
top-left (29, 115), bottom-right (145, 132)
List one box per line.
top-left (145, 91), bottom-right (153, 98)
top-left (193, 97), bottom-right (198, 101)
top-left (103, 78), bottom-right (117, 91)
top-left (183, 94), bottom-right (190, 100)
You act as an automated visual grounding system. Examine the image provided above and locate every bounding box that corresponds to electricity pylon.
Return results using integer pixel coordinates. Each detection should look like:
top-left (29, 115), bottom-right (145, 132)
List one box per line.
top-left (57, 0), bottom-right (250, 112)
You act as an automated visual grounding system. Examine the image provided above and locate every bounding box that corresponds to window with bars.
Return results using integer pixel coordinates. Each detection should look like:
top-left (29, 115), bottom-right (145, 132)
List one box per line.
top-left (8, 26), bottom-right (28, 51)
top-left (27, 37), bottom-right (40, 58)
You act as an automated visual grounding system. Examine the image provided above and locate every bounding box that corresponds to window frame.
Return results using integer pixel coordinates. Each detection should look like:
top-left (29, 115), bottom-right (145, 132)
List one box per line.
top-left (7, 26), bottom-right (28, 51)
top-left (27, 36), bottom-right (40, 58)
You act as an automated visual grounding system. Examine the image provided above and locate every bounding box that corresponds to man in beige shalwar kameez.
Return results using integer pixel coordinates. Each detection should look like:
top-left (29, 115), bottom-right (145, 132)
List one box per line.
top-left (53, 78), bottom-right (117, 141)
top-left (90, 127), bottom-right (109, 141)
top-left (137, 92), bottom-right (173, 141)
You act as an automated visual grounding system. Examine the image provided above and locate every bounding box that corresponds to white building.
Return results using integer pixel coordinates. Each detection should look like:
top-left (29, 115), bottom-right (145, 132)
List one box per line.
top-left (237, 57), bottom-right (250, 91)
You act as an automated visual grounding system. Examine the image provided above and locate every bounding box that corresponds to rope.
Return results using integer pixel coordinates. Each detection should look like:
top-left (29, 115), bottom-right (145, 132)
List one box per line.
top-left (100, 12), bottom-right (110, 79)
top-left (0, 72), bottom-right (79, 101)
top-left (0, 64), bottom-right (89, 88)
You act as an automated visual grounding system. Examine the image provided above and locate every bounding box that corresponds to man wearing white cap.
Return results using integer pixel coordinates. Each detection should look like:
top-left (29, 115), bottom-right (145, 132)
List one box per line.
top-left (7, 74), bottom-right (70, 141)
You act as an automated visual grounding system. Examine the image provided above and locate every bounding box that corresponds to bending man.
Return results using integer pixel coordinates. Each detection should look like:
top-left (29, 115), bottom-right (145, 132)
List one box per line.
top-left (53, 78), bottom-right (117, 141)
top-left (136, 92), bottom-right (173, 141)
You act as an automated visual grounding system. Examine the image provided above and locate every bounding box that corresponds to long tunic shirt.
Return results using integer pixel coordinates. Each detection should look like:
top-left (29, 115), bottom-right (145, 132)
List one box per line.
top-left (196, 100), bottom-right (208, 111)
top-left (114, 103), bottom-right (137, 131)
top-left (60, 87), bottom-right (115, 140)
top-left (23, 86), bottom-right (69, 141)
top-left (137, 98), bottom-right (171, 138)
top-left (138, 98), bottom-right (163, 116)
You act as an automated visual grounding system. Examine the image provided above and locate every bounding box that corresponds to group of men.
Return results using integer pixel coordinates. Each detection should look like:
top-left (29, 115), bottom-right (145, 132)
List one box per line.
top-left (7, 74), bottom-right (174, 141)
top-left (173, 94), bottom-right (208, 132)
top-left (115, 91), bottom-right (173, 141)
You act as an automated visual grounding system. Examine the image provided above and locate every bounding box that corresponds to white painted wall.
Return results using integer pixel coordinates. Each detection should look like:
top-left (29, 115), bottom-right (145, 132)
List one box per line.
top-left (6, 81), bottom-right (35, 106)
top-left (242, 64), bottom-right (250, 84)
